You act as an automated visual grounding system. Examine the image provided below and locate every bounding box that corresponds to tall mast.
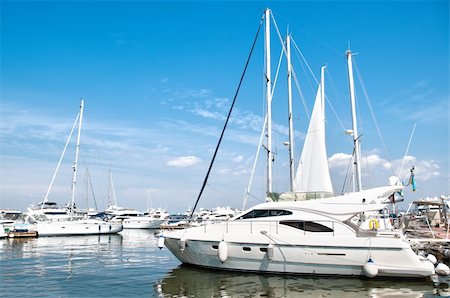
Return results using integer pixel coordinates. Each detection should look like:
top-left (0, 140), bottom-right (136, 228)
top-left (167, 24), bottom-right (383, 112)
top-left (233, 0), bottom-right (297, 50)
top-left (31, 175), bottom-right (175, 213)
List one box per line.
top-left (265, 8), bottom-right (273, 196)
top-left (70, 99), bottom-right (84, 215)
top-left (286, 34), bottom-right (295, 192)
top-left (346, 50), bottom-right (362, 192)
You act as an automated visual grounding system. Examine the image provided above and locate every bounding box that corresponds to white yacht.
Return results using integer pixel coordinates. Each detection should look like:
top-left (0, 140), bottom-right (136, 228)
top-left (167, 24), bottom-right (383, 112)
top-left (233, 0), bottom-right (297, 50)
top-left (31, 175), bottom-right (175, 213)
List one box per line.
top-left (35, 218), bottom-right (122, 236)
top-left (106, 205), bottom-right (166, 229)
top-left (163, 9), bottom-right (435, 278)
top-left (26, 201), bottom-right (72, 222)
top-left (0, 209), bottom-right (23, 232)
top-left (164, 185), bottom-right (434, 278)
top-left (199, 207), bottom-right (242, 224)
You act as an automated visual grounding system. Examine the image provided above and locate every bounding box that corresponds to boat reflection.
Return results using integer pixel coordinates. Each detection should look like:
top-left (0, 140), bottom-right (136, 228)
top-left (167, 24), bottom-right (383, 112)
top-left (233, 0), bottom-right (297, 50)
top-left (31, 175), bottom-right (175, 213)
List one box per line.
top-left (156, 265), bottom-right (444, 297)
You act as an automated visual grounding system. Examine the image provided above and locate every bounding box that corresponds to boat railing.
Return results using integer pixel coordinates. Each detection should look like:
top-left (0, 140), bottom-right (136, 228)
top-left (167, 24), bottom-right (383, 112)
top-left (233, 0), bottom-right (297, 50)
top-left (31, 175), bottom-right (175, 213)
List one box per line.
top-left (199, 219), bottom-right (355, 237)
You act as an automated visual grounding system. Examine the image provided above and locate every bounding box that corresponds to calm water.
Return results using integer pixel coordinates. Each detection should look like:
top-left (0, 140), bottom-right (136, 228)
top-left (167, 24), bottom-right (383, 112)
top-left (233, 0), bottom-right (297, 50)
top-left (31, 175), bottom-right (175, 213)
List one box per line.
top-left (1, 229), bottom-right (449, 297)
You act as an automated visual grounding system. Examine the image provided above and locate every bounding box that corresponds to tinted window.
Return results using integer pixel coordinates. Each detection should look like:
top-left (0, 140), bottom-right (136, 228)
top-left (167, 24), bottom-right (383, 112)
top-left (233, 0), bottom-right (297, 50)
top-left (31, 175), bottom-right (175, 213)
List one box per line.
top-left (280, 221), bottom-right (333, 233)
top-left (239, 209), bottom-right (292, 219)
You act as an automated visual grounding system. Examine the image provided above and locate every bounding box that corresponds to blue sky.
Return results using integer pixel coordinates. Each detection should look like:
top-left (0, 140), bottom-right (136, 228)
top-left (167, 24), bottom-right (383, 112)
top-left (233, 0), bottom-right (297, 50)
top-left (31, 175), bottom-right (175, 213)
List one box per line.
top-left (1, 0), bottom-right (448, 213)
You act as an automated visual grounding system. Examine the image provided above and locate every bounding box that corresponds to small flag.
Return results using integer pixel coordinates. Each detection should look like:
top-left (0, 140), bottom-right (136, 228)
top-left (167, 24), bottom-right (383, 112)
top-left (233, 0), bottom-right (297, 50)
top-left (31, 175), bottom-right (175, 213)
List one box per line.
top-left (411, 174), bottom-right (417, 192)
top-left (407, 166), bottom-right (417, 192)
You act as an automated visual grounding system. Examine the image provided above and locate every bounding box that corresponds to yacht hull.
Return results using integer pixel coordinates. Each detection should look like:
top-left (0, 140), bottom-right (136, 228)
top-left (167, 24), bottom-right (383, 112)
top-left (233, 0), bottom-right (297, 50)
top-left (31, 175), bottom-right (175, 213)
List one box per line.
top-left (163, 224), bottom-right (435, 278)
top-left (122, 218), bottom-right (163, 229)
top-left (36, 219), bottom-right (123, 236)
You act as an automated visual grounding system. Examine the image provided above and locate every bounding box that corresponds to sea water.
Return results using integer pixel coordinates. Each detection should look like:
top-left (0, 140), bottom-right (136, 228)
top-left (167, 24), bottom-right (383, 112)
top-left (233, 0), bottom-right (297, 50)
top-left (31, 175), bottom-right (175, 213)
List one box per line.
top-left (0, 229), bottom-right (448, 297)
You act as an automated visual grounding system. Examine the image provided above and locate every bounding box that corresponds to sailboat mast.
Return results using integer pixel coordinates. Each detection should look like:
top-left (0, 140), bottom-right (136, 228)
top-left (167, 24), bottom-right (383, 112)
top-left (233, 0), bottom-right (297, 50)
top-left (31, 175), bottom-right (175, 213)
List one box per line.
top-left (265, 8), bottom-right (273, 196)
top-left (286, 34), bottom-right (295, 192)
top-left (70, 99), bottom-right (84, 214)
top-left (346, 50), bottom-right (362, 192)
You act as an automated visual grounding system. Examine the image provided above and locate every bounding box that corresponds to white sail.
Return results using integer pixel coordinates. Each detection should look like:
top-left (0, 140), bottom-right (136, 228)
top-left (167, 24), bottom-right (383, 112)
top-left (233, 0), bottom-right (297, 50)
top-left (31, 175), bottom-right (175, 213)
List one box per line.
top-left (293, 78), bottom-right (333, 195)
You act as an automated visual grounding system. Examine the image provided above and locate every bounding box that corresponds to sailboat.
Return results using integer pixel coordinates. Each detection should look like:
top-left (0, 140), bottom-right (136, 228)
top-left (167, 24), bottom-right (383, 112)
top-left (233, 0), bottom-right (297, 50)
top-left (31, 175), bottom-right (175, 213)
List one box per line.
top-left (29, 100), bottom-right (123, 236)
top-left (162, 9), bottom-right (435, 278)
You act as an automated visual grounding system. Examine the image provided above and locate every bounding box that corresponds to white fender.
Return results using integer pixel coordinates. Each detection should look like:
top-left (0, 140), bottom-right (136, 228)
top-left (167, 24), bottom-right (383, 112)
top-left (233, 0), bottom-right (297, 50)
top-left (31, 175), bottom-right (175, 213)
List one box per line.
top-left (267, 243), bottom-right (274, 261)
top-left (218, 240), bottom-right (228, 263)
top-left (179, 236), bottom-right (186, 252)
top-left (157, 235), bottom-right (165, 250)
top-left (426, 254), bottom-right (437, 265)
top-left (435, 263), bottom-right (450, 276)
top-left (363, 259), bottom-right (378, 278)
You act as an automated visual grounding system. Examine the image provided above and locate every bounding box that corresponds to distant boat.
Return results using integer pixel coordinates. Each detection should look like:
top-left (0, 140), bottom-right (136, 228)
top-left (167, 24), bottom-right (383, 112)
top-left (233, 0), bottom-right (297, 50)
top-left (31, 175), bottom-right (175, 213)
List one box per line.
top-left (102, 172), bottom-right (167, 229)
top-left (26, 201), bottom-right (72, 222)
top-left (106, 205), bottom-right (166, 229)
top-left (28, 100), bottom-right (122, 236)
top-left (163, 9), bottom-right (435, 278)
top-left (0, 209), bottom-right (23, 231)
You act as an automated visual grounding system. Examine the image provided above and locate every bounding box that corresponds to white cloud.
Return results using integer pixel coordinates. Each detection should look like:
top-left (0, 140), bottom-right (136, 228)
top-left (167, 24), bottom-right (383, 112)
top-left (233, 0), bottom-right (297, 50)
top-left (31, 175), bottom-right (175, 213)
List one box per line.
top-left (389, 155), bottom-right (441, 182)
top-left (173, 88), bottom-right (212, 99)
top-left (328, 152), bottom-right (352, 171)
top-left (328, 151), bottom-right (442, 194)
top-left (233, 155), bottom-right (244, 163)
top-left (166, 156), bottom-right (202, 167)
top-left (191, 107), bottom-right (225, 120)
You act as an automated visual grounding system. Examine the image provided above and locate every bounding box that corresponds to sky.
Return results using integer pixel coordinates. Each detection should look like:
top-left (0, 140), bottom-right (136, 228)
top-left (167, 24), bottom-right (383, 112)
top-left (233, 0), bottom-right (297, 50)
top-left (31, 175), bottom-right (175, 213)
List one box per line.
top-left (1, 0), bottom-right (448, 213)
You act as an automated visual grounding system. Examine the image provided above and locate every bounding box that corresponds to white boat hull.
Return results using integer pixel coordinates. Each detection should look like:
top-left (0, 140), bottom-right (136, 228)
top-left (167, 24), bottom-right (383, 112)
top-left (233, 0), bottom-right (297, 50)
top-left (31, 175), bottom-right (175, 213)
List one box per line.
top-left (36, 219), bottom-right (123, 236)
top-left (122, 218), bottom-right (164, 229)
top-left (163, 222), bottom-right (435, 278)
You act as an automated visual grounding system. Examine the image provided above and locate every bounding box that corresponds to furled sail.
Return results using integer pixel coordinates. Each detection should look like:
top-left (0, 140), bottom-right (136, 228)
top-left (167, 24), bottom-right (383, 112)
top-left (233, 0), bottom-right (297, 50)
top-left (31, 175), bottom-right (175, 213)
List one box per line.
top-left (293, 78), bottom-right (333, 195)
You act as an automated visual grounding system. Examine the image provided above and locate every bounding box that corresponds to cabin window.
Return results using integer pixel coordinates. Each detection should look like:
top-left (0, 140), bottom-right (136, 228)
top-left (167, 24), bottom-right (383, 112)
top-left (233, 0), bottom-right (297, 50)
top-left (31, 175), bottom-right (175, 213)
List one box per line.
top-left (238, 209), bottom-right (292, 219)
top-left (212, 245), bottom-right (218, 250)
top-left (280, 221), bottom-right (333, 233)
top-left (242, 247), bottom-right (251, 252)
top-left (260, 248), bottom-right (268, 252)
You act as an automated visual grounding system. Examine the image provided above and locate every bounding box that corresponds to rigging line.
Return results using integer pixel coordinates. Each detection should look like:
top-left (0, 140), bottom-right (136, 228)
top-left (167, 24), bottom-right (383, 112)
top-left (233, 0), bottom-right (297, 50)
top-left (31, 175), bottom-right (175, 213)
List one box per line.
top-left (295, 50), bottom-right (317, 95)
top-left (399, 123), bottom-right (417, 182)
top-left (269, 18), bottom-right (311, 123)
top-left (291, 68), bottom-right (310, 120)
top-left (246, 191), bottom-right (266, 204)
top-left (205, 183), bottom-right (235, 203)
top-left (291, 37), bottom-right (319, 85)
top-left (363, 153), bottom-right (373, 189)
top-left (271, 23), bottom-right (313, 123)
top-left (274, 13), bottom-right (342, 58)
top-left (353, 59), bottom-right (396, 176)
top-left (42, 112), bottom-right (80, 206)
top-left (324, 68), bottom-right (350, 136)
top-left (243, 114), bottom-right (267, 210)
top-left (341, 147), bottom-right (356, 195)
top-left (86, 168), bottom-right (98, 210)
top-left (270, 42), bottom-right (285, 104)
top-left (189, 13), bottom-right (264, 220)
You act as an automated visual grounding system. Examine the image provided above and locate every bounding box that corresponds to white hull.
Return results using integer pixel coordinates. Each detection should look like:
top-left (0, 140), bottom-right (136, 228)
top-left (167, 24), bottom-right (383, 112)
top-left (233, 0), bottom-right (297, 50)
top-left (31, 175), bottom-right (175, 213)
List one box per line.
top-left (164, 220), bottom-right (435, 278)
top-left (36, 219), bottom-right (123, 236)
top-left (122, 218), bottom-right (164, 229)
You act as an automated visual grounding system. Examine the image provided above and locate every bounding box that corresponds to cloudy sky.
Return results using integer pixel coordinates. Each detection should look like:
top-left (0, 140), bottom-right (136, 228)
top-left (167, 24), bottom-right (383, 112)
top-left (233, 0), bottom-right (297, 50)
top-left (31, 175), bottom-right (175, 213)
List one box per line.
top-left (1, 0), bottom-right (448, 213)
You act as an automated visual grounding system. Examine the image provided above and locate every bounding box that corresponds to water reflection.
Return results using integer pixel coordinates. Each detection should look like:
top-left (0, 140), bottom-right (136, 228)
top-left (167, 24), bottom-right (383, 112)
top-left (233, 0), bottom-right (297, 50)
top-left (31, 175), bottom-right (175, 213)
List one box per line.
top-left (156, 265), bottom-right (445, 297)
top-left (5, 231), bottom-right (445, 297)
top-left (0, 230), bottom-right (178, 296)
